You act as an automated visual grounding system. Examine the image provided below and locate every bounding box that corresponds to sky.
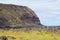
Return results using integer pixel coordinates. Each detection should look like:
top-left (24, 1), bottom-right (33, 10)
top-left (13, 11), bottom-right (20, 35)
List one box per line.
top-left (0, 0), bottom-right (60, 26)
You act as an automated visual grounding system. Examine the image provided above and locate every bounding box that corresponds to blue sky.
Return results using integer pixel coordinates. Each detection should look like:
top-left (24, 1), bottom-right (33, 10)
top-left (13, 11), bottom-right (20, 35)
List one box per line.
top-left (0, 0), bottom-right (60, 26)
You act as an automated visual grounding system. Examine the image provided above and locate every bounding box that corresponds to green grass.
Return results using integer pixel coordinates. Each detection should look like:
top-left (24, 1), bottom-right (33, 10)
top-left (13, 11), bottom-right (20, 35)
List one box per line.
top-left (0, 28), bottom-right (60, 40)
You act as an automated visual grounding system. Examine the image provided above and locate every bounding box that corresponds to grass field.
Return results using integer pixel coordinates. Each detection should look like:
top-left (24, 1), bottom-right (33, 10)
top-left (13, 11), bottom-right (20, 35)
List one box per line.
top-left (0, 28), bottom-right (60, 40)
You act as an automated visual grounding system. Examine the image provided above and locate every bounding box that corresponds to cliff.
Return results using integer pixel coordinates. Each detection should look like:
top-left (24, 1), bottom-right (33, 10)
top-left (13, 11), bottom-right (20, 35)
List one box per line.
top-left (0, 4), bottom-right (42, 28)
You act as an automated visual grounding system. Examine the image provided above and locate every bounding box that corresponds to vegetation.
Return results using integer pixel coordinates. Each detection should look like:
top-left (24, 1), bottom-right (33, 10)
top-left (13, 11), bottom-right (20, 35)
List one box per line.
top-left (0, 28), bottom-right (60, 40)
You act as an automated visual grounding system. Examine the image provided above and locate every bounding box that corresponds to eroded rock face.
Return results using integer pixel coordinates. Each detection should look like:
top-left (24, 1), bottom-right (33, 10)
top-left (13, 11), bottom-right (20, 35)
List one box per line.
top-left (0, 4), bottom-right (41, 28)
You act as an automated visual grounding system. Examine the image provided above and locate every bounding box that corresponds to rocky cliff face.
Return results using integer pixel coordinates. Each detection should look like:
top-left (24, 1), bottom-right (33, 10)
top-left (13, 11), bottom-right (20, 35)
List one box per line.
top-left (0, 4), bottom-right (41, 28)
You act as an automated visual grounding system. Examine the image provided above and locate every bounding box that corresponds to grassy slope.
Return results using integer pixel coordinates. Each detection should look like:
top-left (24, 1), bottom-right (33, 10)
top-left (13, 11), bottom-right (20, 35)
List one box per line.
top-left (0, 28), bottom-right (60, 40)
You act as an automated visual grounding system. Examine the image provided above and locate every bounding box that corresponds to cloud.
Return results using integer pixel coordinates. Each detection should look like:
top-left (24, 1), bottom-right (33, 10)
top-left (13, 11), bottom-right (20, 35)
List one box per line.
top-left (0, 0), bottom-right (60, 26)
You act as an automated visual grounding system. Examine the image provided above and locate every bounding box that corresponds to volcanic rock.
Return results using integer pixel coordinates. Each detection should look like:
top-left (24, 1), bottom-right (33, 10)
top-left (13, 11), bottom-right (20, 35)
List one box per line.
top-left (0, 3), bottom-right (41, 28)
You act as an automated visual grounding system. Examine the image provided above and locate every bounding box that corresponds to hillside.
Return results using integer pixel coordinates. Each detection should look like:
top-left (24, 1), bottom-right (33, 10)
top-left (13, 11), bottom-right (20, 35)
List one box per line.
top-left (0, 3), bottom-right (60, 30)
top-left (0, 3), bottom-right (42, 29)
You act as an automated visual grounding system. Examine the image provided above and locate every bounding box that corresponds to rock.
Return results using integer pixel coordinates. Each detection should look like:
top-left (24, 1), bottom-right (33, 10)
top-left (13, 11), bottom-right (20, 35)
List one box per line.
top-left (0, 3), bottom-right (41, 28)
top-left (0, 36), bottom-right (8, 40)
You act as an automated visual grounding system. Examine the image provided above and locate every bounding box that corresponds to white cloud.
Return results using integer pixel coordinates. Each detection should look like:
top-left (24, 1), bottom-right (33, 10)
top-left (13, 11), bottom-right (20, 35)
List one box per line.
top-left (0, 0), bottom-right (60, 26)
